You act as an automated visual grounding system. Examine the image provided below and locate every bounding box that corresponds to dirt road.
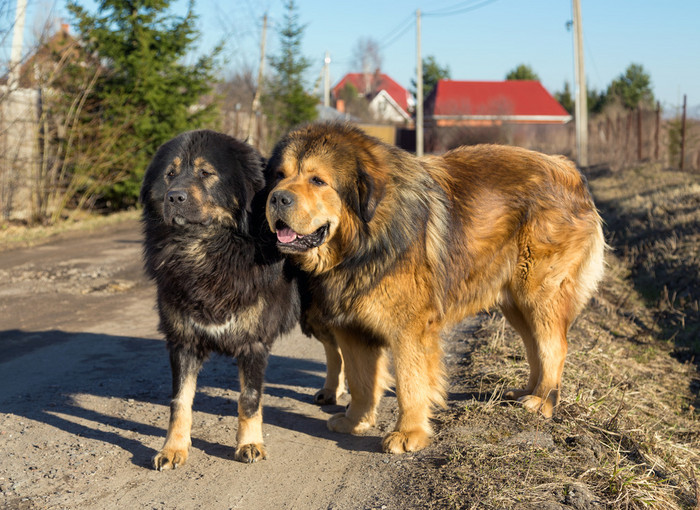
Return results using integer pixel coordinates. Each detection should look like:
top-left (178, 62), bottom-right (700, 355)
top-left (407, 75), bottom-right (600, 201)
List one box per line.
top-left (0, 219), bottom-right (405, 510)
top-left (2, 163), bottom-right (698, 509)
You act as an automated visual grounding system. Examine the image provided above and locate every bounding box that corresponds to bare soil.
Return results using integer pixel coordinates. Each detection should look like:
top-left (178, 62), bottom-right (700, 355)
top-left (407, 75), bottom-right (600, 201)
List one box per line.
top-left (1, 163), bottom-right (698, 510)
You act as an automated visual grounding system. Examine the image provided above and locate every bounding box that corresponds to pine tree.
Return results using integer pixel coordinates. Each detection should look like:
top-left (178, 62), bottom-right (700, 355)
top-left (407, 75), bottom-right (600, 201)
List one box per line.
top-left (607, 63), bottom-right (655, 110)
top-left (555, 82), bottom-right (607, 115)
top-left (505, 64), bottom-right (540, 81)
top-left (262, 0), bottom-right (317, 143)
top-left (411, 55), bottom-right (451, 102)
top-left (66, 0), bottom-right (221, 209)
top-left (554, 82), bottom-right (574, 114)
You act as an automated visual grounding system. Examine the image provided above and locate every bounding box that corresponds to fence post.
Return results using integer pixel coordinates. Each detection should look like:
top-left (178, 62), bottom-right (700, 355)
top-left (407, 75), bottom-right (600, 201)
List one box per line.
top-left (626, 112), bottom-right (632, 165)
top-left (679, 94), bottom-right (687, 170)
top-left (654, 101), bottom-right (660, 161)
top-left (637, 106), bottom-right (642, 161)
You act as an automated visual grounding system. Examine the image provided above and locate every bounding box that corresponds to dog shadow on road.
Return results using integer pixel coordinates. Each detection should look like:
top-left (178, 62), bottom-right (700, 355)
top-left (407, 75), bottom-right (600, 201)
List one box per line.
top-left (0, 329), bottom-right (380, 469)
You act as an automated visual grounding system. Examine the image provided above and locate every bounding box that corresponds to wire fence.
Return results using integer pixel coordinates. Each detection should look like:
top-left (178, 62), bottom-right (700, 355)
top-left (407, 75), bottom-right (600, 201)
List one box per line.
top-left (419, 106), bottom-right (699, 172)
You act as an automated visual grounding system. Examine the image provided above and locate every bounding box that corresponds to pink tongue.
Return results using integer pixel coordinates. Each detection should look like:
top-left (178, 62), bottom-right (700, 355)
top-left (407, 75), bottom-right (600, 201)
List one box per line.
top-left (277, 227), bottom-right (299, 244)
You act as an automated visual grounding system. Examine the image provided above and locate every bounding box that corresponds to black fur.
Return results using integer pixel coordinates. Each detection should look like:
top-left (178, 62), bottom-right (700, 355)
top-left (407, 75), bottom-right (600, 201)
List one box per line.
top-left (140, 129), bottom-right (299, 464)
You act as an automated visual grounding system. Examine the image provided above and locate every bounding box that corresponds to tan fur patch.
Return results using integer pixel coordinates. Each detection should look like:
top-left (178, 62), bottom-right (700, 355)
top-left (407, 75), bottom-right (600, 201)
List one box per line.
top-left (153, 373), bottom-right (197, 470)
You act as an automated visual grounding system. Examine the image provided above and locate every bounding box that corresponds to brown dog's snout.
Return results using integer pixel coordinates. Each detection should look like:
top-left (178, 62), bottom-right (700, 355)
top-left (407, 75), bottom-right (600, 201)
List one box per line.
top-left (167, 189), bottom-right (188, 204)
top-left (269, 189), bottom-right (295, 209)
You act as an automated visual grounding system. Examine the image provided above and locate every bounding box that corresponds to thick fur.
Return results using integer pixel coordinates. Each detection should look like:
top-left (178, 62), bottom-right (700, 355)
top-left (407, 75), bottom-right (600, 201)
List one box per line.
top-left (140, 130), bottom-right (299, 468)
top-left (266, 122), bottom-right (605, 454)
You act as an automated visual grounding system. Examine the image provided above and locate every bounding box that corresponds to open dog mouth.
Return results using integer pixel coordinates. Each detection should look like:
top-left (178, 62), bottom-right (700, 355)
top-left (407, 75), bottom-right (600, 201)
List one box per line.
top-left (275, 221), bottom-right (329, 251)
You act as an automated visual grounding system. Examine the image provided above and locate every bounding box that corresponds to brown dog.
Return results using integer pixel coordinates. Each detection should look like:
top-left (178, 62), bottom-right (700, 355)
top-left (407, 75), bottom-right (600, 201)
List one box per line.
top-left (266, 122), bottom-right (605, 453)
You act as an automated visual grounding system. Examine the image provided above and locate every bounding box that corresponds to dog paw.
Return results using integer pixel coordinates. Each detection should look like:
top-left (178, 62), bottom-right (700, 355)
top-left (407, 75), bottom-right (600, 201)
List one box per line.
top-left (234, 443), bottom-right (267, 464)
top-left (327, 412), bottom-right (371, 434)
top-left (153, 446), bottom-right (188, 471)
top-left (313, 388), bottom-right (338, 405)
top-left (504, 388), bottom-right (532, 400)
top-left (518, 394), bottom-right (555, 418)
top-left (382, 430), bottom-right (430, 454)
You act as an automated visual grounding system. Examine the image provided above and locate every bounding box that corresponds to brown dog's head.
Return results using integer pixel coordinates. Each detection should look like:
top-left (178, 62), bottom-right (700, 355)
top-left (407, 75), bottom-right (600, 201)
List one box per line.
top-left (265, 123), bottom-right (386, 273)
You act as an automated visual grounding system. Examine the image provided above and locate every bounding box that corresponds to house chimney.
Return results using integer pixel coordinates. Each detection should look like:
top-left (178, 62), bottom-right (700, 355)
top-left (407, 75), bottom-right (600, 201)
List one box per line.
top-left (336, 99), bottom-right (345, 113)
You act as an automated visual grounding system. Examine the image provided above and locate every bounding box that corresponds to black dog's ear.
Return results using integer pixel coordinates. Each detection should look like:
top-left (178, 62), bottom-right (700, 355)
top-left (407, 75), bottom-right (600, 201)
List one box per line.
top-left (356, 163), bottom-right (384, 223)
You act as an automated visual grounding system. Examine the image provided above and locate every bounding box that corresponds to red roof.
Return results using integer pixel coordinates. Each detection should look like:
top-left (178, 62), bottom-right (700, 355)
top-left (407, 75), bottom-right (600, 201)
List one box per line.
top-left (427, 80), bottom-right (570, 122)
top-left (333, 73), bottom-right (410, 113)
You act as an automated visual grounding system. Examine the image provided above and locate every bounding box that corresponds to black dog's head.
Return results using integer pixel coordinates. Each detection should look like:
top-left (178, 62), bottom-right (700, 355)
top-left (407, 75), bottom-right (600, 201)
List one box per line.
top-left (140, 130), bottom-right (265, 232)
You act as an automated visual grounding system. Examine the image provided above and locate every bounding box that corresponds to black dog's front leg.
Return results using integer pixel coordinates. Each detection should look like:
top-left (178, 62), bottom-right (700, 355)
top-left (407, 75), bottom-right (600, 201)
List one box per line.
top-left (234, 344), bottom-right (269, 463)
top-left (153, 345), bottom-right (204, 470)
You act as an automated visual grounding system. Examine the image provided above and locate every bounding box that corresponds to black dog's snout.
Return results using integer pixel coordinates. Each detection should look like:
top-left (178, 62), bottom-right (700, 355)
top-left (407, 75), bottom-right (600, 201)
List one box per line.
top-left (167, 189), bottom-right (188, 204)
top-left (270, 190), bottom-right (294, 208)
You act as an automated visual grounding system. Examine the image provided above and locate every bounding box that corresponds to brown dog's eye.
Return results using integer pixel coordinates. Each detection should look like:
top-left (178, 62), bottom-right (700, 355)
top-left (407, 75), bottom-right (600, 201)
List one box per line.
top-left (310, 176), bottom-right (326, 186)
top-left (276, 171), bottom-right (285, 181)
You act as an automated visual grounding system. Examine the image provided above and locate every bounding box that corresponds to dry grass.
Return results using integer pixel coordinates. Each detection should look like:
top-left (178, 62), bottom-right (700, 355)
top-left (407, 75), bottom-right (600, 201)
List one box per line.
top-left (391, 259), bottom-right (698, 509)
top-left (588, 163), bottom-right (700, 357)
top-left (0, 209), bottom-right (140, 252)
top-left (389, 162), bottom-right (700, 509)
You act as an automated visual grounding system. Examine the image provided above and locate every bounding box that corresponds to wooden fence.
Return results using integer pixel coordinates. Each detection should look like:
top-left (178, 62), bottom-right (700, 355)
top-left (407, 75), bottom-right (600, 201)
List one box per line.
top-left (587, 104), bottom-right (699, 171)
top-left (419, 105), bottom-right (698, 172)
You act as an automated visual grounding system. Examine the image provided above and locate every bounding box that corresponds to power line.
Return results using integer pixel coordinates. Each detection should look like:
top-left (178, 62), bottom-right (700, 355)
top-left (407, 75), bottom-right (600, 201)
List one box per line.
top-left (378, 17), bottom-right (415, 51)
top-left (424, 0), bottom-right (500, 17)
top-left (327, 1), bottom-right (500, 78)
top-left (326, 13), bottom-right (415, 68)
top-left (378, 13), bottom-right (415, 46)
top-left (377, 0), bottom-right (500, 51)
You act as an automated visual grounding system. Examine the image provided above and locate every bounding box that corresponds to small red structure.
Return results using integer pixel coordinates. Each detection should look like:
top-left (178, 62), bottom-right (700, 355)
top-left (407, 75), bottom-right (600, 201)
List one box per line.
top-left (333, 72), bottom-right (412, 123)
top-left (425, 80), bottom-right (571, 126)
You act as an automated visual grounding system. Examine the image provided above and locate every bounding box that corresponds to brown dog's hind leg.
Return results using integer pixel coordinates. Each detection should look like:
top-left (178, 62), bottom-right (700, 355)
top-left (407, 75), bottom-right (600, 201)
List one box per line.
top-left (327, 329), bottom-right (388, 435)
top-left (501, 298), bottom-right (539, 401)
top-left (314, 332), bottom-right (346, 405)
top-left (153, 347), bottom-right (203, 470)
top-left (518, 320), bottom-right (567, 418)
top-left (503, 285), bottom-right (572, 418)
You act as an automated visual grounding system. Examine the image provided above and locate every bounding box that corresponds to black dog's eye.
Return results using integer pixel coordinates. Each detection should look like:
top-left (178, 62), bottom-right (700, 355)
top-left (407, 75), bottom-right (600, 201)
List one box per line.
top-left (200, 169), bottom-right (212, 177)
top-left (166, 169), bottom-right (176, 177)
top-left (310, 176), bottom-right (326, 186)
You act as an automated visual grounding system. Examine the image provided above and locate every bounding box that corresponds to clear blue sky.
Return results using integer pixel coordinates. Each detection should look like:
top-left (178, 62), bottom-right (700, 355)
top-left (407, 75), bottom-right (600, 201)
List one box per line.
top-left (197, 0), bottom-right (699, 114)
top-left (9, 0), bottom-right (700, 114)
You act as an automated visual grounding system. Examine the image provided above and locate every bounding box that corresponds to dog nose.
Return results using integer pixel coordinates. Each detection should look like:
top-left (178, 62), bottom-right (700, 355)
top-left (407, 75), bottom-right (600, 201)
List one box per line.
top-left (167, 190), bottom-right (187, 203)
top-left (270, 190), bottom-right (294, 208)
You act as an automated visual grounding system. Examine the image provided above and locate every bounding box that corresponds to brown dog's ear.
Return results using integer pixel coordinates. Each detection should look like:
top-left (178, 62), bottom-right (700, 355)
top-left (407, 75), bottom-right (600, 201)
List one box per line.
top-left (357, 163), bottom-right (384, 223)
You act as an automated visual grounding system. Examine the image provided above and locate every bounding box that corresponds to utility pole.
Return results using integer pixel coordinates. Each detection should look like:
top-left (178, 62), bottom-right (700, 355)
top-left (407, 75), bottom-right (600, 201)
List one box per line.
top-left (416, 9), bottom-right (424, 156)
top-left (8, 0), bottom-right (28, 90)
top-left (249, 13), bottom-right (268, 145)
top-left (323, 51), bottom-right (331, 108)
top-left (572, 0), bottom-right (587, 167)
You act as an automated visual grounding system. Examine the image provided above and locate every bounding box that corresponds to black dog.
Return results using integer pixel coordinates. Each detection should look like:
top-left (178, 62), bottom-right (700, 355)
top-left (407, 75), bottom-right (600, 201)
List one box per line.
top-left (140, 130), bottom-right (299, 468)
